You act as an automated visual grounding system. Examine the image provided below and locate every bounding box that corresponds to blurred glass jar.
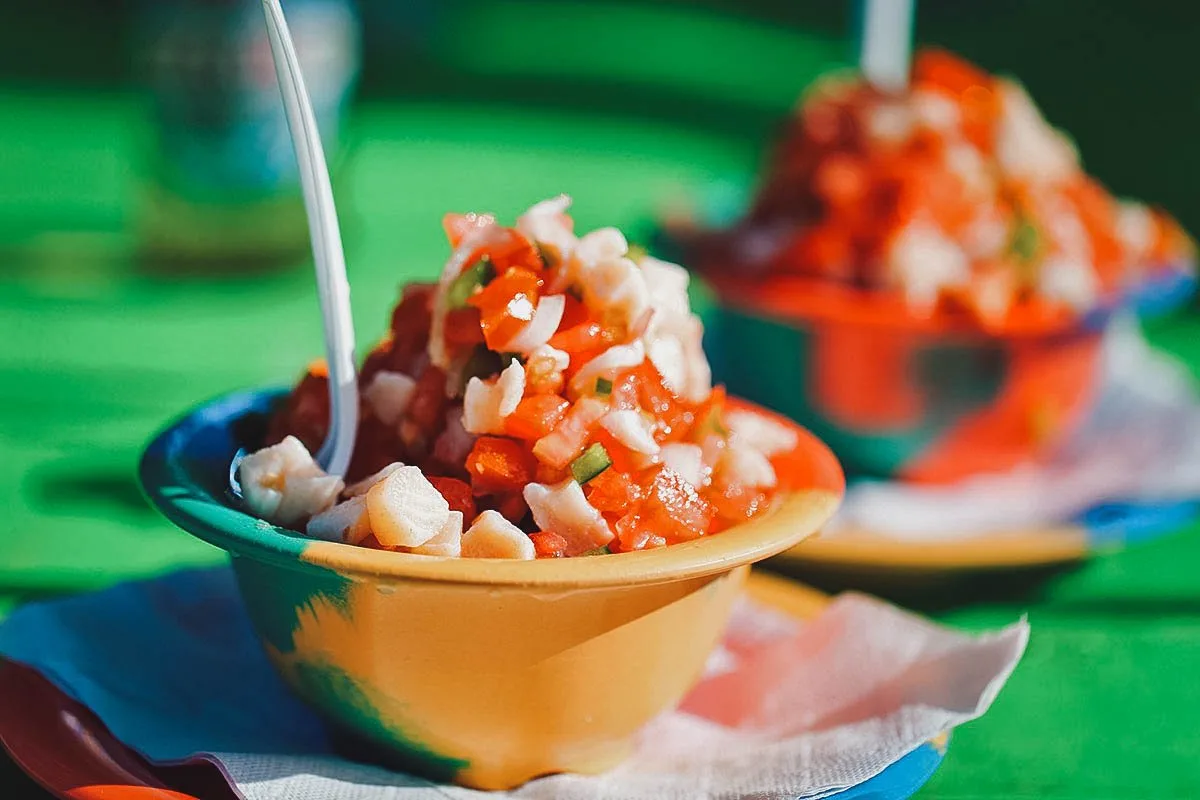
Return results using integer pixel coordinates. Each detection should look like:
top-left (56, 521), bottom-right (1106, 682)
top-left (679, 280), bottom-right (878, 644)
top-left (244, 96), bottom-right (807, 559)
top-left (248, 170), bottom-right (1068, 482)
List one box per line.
top-left (135, 0), bottom-right (360, 270)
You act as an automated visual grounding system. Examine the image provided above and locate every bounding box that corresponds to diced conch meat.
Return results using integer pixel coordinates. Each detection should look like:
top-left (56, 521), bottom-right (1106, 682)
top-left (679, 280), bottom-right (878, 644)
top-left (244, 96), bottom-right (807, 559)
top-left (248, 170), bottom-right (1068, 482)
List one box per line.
top-left (724, 410), bottom-right (800, 458)
top-left (600, 410), bottom-right (660, 456)
top-left (413, 510), bottom-right (464, 557)
top-left (523, 479), bottom-right (614, 556)
top-left (581, 256), bottom-right (650, 335)
top-left (238, 436), bottom-right (343, 526)
top-left (502, 294), bottom-right (566, 354)
top-left (718, 443), bottom-right (777, 490)
top-left (365, 466), bottom-right (451, 547)
top-left (517, 194), bottom-right (576, 265)
top-left (363, 371), bottom-right (417, 426)
top-left (306, 495), bottom-right (371, 544)
top-left (460, 510), bottom-right (536, 559)
top-left (462, 359), bottom-right (526, 434)
top-left (343, 462), bottom-right (405, 497)
top-left (1116, 202), bottom-right (1155, 261)
top-left (639, 256), bottom-right (712, 402)
top-left (528, 343), bottom-right (569, 373)
top-left (885, 222), bottom-right (970, 312)
top-left (660, 443), bottom-right (707, 489)
top-left (1037, 255), bottom-right (1099, 311)
top-left (569, 340), bottom-right (645, 396)
top-left (994, 80), bottom-right (1079, 185)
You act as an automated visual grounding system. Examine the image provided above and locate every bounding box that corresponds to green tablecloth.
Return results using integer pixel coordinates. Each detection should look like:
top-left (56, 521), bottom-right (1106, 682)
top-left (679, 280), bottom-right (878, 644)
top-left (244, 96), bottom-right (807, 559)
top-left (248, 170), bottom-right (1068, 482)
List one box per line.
top-left (2, 87), bottom-right (1199, 799)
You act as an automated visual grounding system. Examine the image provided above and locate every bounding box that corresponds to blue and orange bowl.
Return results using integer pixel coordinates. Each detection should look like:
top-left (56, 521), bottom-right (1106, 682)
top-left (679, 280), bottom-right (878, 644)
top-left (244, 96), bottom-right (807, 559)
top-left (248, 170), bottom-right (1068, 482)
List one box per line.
top-left (650, 195), bottom-right (1195, 484)
top-left (703, 273), bottom-right (1123, 483)
top-left (139, 388), bottom-right (844, 790)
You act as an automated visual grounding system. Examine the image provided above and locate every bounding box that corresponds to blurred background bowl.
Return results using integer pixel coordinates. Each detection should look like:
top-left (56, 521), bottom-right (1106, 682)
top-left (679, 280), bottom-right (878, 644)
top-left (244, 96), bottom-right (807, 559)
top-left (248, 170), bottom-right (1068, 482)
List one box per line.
top-left (703, 273), bottom-right (1108, 483)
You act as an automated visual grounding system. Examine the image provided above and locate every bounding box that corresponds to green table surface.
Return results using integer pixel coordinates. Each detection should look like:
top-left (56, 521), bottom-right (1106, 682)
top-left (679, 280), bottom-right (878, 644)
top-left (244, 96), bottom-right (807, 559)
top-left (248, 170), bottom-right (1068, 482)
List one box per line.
top-left (2, 81), bottom-right (1200, 799)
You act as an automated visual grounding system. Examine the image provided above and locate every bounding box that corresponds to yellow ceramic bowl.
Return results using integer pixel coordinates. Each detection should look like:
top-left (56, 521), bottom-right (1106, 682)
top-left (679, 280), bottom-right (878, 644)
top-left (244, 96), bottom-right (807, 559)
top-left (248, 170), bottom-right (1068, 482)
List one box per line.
top-left (140, 389), bottom-right (844, 789)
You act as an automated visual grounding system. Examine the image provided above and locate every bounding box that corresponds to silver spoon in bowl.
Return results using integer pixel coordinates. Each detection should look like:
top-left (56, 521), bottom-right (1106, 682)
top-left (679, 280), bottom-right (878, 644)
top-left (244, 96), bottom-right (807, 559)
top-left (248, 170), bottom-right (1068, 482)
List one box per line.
top-left (256, 0), bottom-right (359, 478)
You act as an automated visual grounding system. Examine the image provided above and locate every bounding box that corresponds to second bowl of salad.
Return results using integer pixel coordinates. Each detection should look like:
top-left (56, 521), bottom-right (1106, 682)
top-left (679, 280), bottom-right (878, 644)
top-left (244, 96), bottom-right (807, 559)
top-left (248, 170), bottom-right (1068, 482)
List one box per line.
top-left (663, 49), bottom-right (1195, 483)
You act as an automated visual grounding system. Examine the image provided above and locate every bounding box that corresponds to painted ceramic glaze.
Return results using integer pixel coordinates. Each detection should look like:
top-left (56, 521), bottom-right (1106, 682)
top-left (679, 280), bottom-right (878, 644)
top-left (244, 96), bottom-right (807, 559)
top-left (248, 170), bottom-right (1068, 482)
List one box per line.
top-left (140, 389), bottom-right (844, 790)
top-left (706, 275), bottom-right (1104, 483)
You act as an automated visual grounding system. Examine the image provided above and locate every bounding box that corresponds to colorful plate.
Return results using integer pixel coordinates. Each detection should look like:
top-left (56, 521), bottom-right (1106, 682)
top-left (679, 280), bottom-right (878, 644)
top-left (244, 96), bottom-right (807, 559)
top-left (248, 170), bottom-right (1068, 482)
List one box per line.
top-left (0, 571), bottom-right (946, 800)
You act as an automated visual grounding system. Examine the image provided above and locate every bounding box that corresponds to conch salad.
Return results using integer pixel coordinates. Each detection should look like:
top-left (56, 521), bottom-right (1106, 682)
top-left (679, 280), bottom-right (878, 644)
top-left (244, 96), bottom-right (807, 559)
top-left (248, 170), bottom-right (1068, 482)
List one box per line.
top-left (689, 49), bottom-right (1194, 323)
top-left (237, 197), bottom-right (799, 559)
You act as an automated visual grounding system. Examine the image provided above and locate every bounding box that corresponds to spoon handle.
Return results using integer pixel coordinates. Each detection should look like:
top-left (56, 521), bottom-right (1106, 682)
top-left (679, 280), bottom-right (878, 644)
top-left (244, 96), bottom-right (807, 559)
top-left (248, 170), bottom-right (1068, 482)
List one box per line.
top-left (857, 0), bottom-right (916, 93)
top-left (261, 0), bottom-right (358, 477)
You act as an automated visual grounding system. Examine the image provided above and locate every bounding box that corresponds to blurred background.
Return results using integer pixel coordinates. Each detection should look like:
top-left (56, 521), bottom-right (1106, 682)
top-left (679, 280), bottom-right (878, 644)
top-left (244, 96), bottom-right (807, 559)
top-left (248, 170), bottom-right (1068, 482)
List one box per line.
top-left (2, 1), bottom-right (1199, 795)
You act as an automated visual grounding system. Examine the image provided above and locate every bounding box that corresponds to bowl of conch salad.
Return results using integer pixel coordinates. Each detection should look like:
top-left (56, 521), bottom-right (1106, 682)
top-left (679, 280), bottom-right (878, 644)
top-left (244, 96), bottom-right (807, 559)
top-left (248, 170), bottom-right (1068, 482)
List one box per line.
top-left (660, 49), bottom-right (1195, 483)
top-left (140, 196), bottom-right (843, 790)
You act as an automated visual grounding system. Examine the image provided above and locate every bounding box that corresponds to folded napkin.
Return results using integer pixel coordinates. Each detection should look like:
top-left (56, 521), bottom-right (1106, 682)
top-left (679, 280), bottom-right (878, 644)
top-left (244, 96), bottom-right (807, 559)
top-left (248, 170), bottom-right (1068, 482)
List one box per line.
top-left (0, 568), bottom-right (1027, 800)
top-left (829, 315), bottom-right (1200, 541)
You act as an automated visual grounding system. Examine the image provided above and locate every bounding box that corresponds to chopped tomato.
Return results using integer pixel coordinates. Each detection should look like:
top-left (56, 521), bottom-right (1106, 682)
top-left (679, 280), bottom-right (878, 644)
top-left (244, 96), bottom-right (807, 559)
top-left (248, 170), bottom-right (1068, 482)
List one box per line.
top-left (913, 48), bottom-right (993, 99)
top-left (482, 491), bottom-right (530, 525)
top-left (468, 267), bottom-right (542, 350)
top-left (346, 413), bottom-right (407, 483)
top-left (636, 362), bottom-right (694, 442)
top-left (530, 531), bottom-right (567, 558)
top-left (584, 468), bottom-right (643, 514)
top-left (609, 370), bottom-right (641, 411)
top-left (532, 398), bottom-right (609, 469)
top-left (505, 395), bottom-right (570, 440)
top-left (466, 436), bottom-right (537, 495)
top-left (428, 476), bottom-right (477, 521)
top-left (708, 480), bottom-right (771, 525)
top-left (267, 367), bottom-right (329, 455)
top-left (405, 367), bottom-right (449, 432)
top-left (557, 293), bottom-right (590, 330)
top-left (485, 228), bottom-right (543, 272)
top-left (443, 306), bottom-right (485, 347)
top-left (390, 284), bottom-right (434, 361)
top-left (548, 321), bottom-right (615, 364)
top-left (612, 512), bottom-right (667, 552)
top-left (640, 467), bottom-right (713, 542)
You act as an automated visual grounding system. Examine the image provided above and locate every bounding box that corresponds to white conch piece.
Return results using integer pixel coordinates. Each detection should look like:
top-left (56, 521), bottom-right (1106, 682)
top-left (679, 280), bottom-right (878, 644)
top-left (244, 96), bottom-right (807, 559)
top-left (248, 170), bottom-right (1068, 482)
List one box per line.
top-left (261, 0), bottom-right (358, 477)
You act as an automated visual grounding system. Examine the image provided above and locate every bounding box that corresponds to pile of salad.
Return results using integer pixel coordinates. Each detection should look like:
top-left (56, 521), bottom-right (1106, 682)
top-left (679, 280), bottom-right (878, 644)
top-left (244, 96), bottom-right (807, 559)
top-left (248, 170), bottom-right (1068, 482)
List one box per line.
top-left (681, 48), bottom-right (1193, 323)
top-left (237, 197), bottom-right (799, 559)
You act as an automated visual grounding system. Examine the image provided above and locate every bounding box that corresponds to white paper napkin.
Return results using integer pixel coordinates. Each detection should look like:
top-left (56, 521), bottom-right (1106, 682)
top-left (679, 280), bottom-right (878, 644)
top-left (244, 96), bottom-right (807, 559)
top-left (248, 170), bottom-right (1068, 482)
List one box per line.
top-left (0, 568), bottom-right (1028, 800)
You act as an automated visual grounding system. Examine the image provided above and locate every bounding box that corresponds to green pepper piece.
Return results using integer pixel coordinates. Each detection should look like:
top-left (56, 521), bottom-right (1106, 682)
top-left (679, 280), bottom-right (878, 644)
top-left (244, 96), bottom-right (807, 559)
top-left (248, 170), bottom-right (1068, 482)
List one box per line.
top-left (570, 442), bottom-right (612, 485)
top-left (595, 377), bottom-right (613, 396)
top-left (447, 258), bottom-right (496, 310)
top-left (1011, 218), bottom-right (1040, 263)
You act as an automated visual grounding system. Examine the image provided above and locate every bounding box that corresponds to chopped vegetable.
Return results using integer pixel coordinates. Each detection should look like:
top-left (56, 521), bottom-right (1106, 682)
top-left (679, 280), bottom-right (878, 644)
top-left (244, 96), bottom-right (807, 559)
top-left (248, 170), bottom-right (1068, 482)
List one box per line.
top-left (505, 394), bottom-right (570, 441)
top-left (446, 258), bottom-right (496, 310)
top-left (689, 47), bottom-right (1194, 322)
top-left (570, 442), bottom-right (612, 485)
top-left (365, 466), bottom-right (450, 548)
top-left (461, 511), bottom-right (536, 559)
top-left (466, 436), bottom-right (537, 495)
top-left (258, 198), bottom-right (799, 558)
top-left (529, 530), bottom-right (568, 558)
